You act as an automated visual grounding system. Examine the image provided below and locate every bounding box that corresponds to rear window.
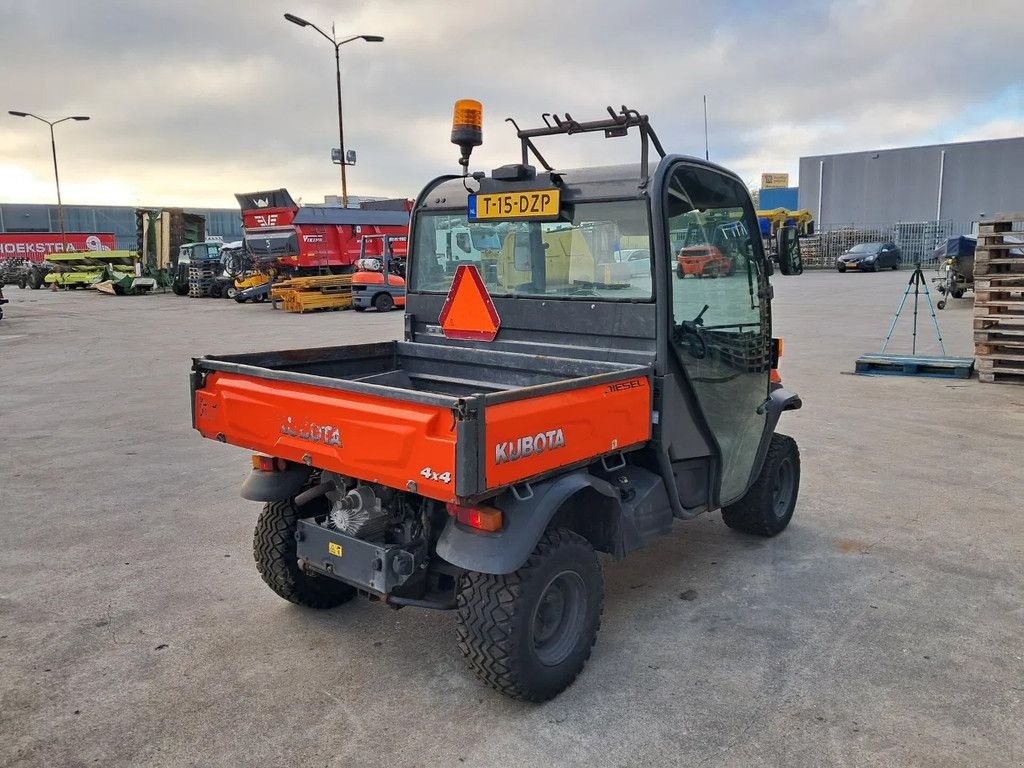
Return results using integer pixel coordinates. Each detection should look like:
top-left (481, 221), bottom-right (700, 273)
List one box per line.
top-left (411, 200), bottom-right (652, 301)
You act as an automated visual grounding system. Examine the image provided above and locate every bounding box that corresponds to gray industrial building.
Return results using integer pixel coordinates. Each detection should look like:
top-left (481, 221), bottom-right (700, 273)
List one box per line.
top-left (798, 135), bottom-right (1024, 230)
top-left (0, 203), bottom-right (243, 250)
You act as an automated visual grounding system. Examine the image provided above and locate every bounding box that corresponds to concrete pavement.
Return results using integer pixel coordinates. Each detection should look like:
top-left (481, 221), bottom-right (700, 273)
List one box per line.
top-left (1, 271), bottom-right (1021, 767)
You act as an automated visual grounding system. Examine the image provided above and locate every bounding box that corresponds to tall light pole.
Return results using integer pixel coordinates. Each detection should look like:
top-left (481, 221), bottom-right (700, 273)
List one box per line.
top-left (283, 13), bottom-right (383, 208)
top-left (8, 111), bottom-right (90, 252)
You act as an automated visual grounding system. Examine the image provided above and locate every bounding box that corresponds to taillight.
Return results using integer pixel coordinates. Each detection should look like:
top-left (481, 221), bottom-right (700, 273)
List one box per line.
top-left (446, 502), bottom-right (503, 532)
top-left (252, 454), bottom-right (287, 472)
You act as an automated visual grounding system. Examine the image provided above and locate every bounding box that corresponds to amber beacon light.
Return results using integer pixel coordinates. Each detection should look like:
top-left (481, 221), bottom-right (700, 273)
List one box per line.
top-left (451, 99), bottom-right (483, 174)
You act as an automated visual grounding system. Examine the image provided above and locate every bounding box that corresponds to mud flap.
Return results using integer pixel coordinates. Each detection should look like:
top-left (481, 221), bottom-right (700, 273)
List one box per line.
top-left (239, 464), bottom-right (312, 502)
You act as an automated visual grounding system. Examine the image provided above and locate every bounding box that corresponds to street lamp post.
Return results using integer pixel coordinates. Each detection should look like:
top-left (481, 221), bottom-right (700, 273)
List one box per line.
top-left (283, 13), bottom-right (383, 208)
top-left (7, 111), bottom-right (90, 253)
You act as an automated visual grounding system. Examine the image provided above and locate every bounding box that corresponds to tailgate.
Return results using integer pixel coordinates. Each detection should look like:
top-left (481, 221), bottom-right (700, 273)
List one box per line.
top-left (193, 371), bottom-right (460, 502)
top-left (483, 373), bottom-right (651, 490)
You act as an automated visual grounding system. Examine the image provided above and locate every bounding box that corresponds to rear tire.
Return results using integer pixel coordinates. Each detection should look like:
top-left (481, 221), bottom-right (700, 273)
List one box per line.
top-left (722, 433), bottom-right (800, 537)
top-left (172, 283), bottom-right (189, 296)
top-left (17, 275), bottom-right (27, 289)
top-left (456, 528), bottom-right (603, 702)
top-left (253, 496), bottom-right (356, 609)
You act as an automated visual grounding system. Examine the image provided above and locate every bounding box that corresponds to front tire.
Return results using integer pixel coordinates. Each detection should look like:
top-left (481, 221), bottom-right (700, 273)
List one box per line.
top-left (253, 496), bottom-right (356, 609)
top-left (373, 292), bottom-right (395, 312)
top-left (17, 275), bottom-right (27, 289)
top-left (722, 433), bottom-right (800, 537)
top-left (836, 264), bottom-right (846, 273)
top-left (456, 528), bottom-right (603, 702)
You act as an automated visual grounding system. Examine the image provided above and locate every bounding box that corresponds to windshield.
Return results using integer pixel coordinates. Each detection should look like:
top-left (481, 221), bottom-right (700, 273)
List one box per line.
top-left (851, 242), bottom-right (883, 253)
top-left (411, 200), bottom-right (652, 301)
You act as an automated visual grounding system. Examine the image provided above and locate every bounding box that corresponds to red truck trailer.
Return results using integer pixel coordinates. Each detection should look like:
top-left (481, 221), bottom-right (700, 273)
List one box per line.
top-left (235, 189), bottom-right (410, 275)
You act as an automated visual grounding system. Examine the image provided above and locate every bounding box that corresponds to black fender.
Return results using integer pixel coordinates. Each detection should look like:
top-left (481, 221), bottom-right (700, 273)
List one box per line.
top-left (761, 386), bottom-right (802, 431)
top-left (240, 464), bottom-right (312, 502)
top-left (435, 471), bottom-right (620, 575)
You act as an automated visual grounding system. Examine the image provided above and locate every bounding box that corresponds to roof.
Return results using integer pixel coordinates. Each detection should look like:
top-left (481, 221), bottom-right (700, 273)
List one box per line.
top-left (292, 207), bottom-right (410, 227)
top-left (419, 156), bottom-right (744, 212)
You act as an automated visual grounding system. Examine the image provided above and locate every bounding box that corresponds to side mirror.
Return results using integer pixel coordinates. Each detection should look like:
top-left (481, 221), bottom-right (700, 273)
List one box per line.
top-left (777, 226), bottom-right (804, 276)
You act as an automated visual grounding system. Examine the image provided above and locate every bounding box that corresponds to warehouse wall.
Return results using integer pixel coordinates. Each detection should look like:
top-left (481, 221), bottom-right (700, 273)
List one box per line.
top-left (798, 136), bottom-right (1024, 228)
top-left (0, 203), bottom-right (243, 250)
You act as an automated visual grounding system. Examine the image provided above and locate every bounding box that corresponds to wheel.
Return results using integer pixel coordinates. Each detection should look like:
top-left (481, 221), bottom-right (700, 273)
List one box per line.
top-left (676, 265), bottom-right (685, 278)
top-left (836, 264), bottom-right (846, 273)
top-left (226, 286), bottom-right (239, 300)
top-left (456, 528), bottom-right (603, 702)
top-left (891, 262), bottom-right (899, 271)
top-left (29, 273), bottom-right (43, 289)
top-left (373, 292), bottom-right (395, 312)
top-left (704, 266), bottom-right (718, 279)
top-left (208, 282), bottom-right (223, 299)
top-left (253, 494), bottom-right (356, 609)
top-left (937, 300), bottom-right (946, 310)
top-left (951, 289), bottom-right (964, 299)
top-left (722, 433), bottom-right (800, 537)
top-left (17, 275), bottom-right (27, 289)
top-left (172, 282), bottom-right (189, 296)
top-left (253, 293), bottom-right (267, 303)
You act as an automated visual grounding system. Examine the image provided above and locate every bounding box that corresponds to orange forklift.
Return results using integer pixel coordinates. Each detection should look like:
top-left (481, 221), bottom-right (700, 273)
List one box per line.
top-left (190, 102), bottom-right (803, 701)
top-left (351, 234), bottom-right (406, 312)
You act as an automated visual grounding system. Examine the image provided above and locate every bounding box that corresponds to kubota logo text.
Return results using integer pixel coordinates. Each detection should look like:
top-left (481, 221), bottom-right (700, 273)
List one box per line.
top-left (494, 429), bottom-right (566, 464)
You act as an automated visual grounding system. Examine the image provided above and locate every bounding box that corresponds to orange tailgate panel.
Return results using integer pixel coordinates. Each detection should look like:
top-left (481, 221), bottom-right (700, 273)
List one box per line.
top-left (194, 372), bottom-right (458, 501)
top-left (484, 376), bottom-right (651, 489)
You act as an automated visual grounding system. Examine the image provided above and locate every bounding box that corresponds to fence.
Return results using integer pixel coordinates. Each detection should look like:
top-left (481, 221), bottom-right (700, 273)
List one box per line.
top-left (800, 220), bottom-right (975, 269)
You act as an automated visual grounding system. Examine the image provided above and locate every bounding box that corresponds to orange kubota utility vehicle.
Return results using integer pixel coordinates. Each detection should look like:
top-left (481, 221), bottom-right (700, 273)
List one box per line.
top-left (191, 102), bottom-right (803, 701)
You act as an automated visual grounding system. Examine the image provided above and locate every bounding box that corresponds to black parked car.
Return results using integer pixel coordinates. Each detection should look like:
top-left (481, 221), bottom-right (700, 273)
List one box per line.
top-left (836, 242), bottom-right (901, 272)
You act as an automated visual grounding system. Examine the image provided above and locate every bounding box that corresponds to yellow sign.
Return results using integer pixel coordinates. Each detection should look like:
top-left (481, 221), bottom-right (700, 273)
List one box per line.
top-left (469, 189), bottom-right (561, 221)
top-left (328, 542), bottom-right (343, 557)
top-left (761, 173), bottom-right (790, 189)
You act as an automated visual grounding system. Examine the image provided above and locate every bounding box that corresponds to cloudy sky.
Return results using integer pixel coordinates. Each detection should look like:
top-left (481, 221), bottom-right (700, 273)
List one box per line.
top-left (2, 0), bottom-right (1022, 208)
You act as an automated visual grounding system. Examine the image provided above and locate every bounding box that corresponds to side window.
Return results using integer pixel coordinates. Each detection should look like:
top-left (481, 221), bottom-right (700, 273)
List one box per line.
top-left (664, 164), bottom-right (770, 504)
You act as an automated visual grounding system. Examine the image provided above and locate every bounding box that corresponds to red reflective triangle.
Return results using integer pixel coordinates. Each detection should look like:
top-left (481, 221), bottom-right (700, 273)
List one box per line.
top-left (438, 264), bottom-right (501, 341)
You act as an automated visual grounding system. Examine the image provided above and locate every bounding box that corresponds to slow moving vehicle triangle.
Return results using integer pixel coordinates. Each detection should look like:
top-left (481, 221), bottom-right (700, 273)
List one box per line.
top-left (438, 264), bottom-right (501, 341)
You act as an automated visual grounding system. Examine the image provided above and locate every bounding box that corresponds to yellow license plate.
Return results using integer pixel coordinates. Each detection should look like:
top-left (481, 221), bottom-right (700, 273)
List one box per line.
top-left (469, 189), bottom-right (560, 221)
top-left (328, 542), bottom-right (343, 557)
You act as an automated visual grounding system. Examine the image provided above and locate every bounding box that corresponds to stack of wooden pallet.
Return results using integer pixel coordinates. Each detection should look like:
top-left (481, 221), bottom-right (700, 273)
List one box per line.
top-left (973, 213), bottom-right (1024, 384)
top-left (270, 274), bottom-right (353, 313)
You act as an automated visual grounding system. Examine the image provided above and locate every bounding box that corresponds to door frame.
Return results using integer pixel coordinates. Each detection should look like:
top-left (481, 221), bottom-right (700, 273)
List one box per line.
top-left (650, 156), bottom-right (775, 508)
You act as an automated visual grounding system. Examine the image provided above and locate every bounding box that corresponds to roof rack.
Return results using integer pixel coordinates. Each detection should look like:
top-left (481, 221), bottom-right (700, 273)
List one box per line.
top-left (505, 106), bottom-right (667, 185)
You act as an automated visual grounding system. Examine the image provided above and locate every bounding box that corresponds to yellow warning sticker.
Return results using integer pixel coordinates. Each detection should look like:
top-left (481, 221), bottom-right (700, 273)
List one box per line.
top-left (328, 542), bottom-right (343, 557)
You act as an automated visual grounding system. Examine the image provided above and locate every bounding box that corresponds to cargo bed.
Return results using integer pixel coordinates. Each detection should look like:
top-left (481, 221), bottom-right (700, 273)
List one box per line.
top-left (192, 341), bottom-right (652, 502)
